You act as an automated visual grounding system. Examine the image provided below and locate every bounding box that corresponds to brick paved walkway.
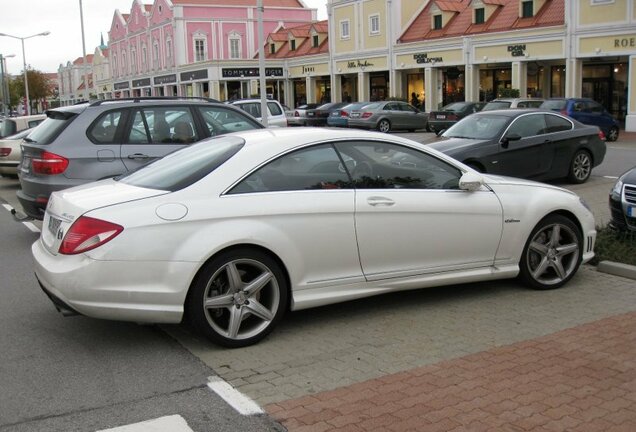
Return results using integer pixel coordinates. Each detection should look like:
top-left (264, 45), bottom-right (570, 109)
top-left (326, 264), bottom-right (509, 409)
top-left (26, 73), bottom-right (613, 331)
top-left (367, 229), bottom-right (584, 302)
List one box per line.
top-left (267, 311), bottom-right (636, 432)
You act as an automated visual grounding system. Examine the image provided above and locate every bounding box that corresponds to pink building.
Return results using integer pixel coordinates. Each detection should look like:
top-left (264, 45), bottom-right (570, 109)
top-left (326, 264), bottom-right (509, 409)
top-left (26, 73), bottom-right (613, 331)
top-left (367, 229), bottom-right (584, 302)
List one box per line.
top-left (107, 0), bottom-right (316, 101)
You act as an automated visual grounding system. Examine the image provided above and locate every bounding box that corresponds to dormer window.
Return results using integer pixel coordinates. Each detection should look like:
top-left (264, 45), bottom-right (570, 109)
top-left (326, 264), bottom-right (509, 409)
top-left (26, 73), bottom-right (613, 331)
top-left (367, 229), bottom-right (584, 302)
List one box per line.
top-left (312, 35), bottom-right (319, 47)
top-left (270, 43), bottom-right (276, 54)
top-left (290, 39), bottom-right (296, 51)
top-left (521, 1), bottom-right (533, 17)
top-left (433, 14), bottom-right (443, 30)
top-left (475, 7), bottom-right (485, 24)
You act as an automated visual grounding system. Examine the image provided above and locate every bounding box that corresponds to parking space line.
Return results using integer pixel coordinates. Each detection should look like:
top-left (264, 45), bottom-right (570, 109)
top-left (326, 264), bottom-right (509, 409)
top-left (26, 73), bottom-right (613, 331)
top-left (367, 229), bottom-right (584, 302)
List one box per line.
top-left (96, 415), bottom-right (193, 432)
top-left (2, 203), bottom-right (12, 212)
top-left (603, 176), bottom-right (619, 179)
top-left (1, 203), bottom-right (41, 233)
top-left (207, 376), bottom-right (263, 416)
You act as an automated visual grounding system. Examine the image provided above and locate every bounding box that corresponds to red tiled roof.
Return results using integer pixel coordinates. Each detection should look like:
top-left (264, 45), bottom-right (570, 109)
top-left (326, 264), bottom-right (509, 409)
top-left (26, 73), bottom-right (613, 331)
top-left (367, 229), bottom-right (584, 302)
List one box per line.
top-left (262, 20), bottom-right (329, 59)
top-left (268, 33), bottom-right (289, 42)
top-left (311, 21), bottom-right (328, 33)
top-left (435, 1), bottom-right (464, 12)
top-left (72, 54), bottom-right (94, 65)
top-left (171, 0), bottom-right (304, 6)
top-left (400, 0), bottom-right (564, 43)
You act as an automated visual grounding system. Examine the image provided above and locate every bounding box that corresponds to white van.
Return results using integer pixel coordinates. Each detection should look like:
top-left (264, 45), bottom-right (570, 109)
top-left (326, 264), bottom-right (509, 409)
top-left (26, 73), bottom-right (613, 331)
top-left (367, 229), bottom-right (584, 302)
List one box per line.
top-left (228, 99), bottom-right (288, 127)
top-left (0, 114), bottom-right (46, 138)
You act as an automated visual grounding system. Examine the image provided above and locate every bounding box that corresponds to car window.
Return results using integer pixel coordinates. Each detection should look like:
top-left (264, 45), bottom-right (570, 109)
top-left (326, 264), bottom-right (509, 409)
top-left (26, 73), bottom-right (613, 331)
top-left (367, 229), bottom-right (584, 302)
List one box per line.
top-left (334, 141), bottom-right (461, 190)
top-left (526, 100), bottom-right (543, 108)
top-left (267, 102), bottom-right (283, 116)
top-left (237, 103), bottom-right (261, 118)
top-left (540, 100), bottom-right (566, 111)
top-left (385, 103), bottom-right (399, 111)
top-left (444, 114), bottom-right (509, 140)
top-left (482, 101), bottom-right (511, 111)
top-left (229, 144), bottom-right (352, 194)
top-left (400, 103), bottom-right (418, 113)
top-left (197, 106), bottom-right (261, 135)
top-left (88, 110), bottom-right (124, 144)
top-left (586, 101), bottom-right (603, 113)
top-left (573, 101), bottom-right (585, 112)
top-left (27, 111), bottom-right (76, 145)
top-left (443, 103), bottom-right (465, 112)
top-left (28, 119), bottom-right (44, 128)
top-left (544, 114), bottom-right (572, 133)
top-left (0, 119), bottom-right (17, 137)
top-left (127, 107), bottom-right (198, 144)
top-left (506, 114), bottom-right (547, 138)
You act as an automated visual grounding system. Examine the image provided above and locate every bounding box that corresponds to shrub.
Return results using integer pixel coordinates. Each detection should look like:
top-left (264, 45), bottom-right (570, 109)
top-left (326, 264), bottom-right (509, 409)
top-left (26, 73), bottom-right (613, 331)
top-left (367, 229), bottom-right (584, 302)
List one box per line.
top-left (591, 227), bottom-right (636, 266)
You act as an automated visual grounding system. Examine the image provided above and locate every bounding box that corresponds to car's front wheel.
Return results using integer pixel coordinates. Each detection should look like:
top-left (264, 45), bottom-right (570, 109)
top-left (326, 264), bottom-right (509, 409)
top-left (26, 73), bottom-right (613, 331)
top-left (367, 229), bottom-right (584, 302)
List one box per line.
top-left (518, 215), bottom-right (582, 290)
top-left (187, 248), bottom-right (287, 348)
top-left (607, 126), bottom-right (619, 142)
top-left (568, 150), bottom-right (592, 184)
top-left (377, 119), bottom-right (391, 133)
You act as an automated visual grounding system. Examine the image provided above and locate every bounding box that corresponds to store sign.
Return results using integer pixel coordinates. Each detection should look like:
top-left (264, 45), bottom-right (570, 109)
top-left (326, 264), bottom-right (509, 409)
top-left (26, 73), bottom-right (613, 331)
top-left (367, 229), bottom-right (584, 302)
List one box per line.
top-left (413, 53), bottom-right (443, 64)
top-left (114, 81), bottom-right (130, 90)
top-left (508, 44), bottom-right (527, 57)
top-left (221, 68), bottom-right (284, 78)
top-left (614, 37), bottom-right (636, 48)
top-left (347, 60), bottom-right (374, 69)
top-left (132, 78), bottom-right (151, 88)
top-left (180, 69), bottom-right (208, 81)
top-left (154, 74), bottom-right (177, 85)
top-left (303, 66), bottom-right (315, 73)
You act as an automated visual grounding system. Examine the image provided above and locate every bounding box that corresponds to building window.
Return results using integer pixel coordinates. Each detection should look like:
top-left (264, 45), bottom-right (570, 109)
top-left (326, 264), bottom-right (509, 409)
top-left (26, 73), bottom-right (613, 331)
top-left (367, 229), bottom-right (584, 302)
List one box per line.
top-left (521, 1), bottom-right (533, 17)
top-left (475, 8), bottom-right (485, 24)
top-left (290, 39), bottom-right (296, 51)
top-left (229, 37), bottom-right (241, 59)
top-left (433, 14), bottom-right (443, 30)
top-left (121, 50), bottom-right (127, 75)
top-left (194, 37), bottom-right (206, 62)
top-left (141, 45), bottom-right (147, 72)
top-left (131, 48), bottom-right (137, 74)
top-left (166, 39), bottom-right (172, 67)
top-left (270, 43), bottom-right (276, 54)
top-left (313, 35), bottom-right (319, 47)
top-left (369, 14), bottom-right (380, 35)
top-left (153, 41), bottom-right (160, 69)
top-left (112, 55), bottom-right (118, 77)
top-left (340, 20), bottom-right (350, 39)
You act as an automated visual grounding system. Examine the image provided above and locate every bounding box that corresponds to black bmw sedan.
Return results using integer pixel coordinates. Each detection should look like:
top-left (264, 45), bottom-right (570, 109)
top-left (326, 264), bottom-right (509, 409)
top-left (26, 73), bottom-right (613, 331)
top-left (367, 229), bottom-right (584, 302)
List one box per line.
top-left (428, 109), bottom-right (606, 184)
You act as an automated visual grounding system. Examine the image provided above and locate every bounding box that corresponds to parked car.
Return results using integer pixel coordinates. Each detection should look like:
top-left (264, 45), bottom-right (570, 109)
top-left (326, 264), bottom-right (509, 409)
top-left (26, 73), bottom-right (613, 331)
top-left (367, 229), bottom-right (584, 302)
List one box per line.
top-left (348, 101), bottom-right (428, 132)
top-left (428, 109), bottom-right (606, 184)
top-left (540, 98), bottom-right (620, 142)
top-left (227, 98), bottom-right (288, 127)
top-left (17, 98), bottom-right (264, 219)
top-left (0, 114), bottom-right (46, 138)
top-left (609, 166), bottom-right (636, 232)
top-left (481, 98), bottom-right (544, 111)
top-left (427, 102), bottom-right (486, 133)
top-left (0, 127), bottom-right (34, 177)
top-left (287, 103), bottom-right (320, 126)
top-left (33, 127), bottom-right (595, 347)
top-left (327, 102), bottom-right (369, 127)
top-left (304, 102), bottom-right (349, 126)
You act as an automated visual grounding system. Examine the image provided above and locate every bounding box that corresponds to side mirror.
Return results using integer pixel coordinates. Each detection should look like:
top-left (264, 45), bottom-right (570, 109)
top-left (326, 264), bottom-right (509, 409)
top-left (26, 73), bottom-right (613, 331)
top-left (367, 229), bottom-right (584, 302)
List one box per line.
top-left (459, 171), bottom-right (484, 191)
top-left (501, 133), bottom-right (521, 148)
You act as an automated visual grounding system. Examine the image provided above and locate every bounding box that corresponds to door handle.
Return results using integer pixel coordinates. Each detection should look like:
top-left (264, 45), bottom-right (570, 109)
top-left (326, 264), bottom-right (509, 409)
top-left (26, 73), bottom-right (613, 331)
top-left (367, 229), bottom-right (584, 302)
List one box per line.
top-left (367, 197), bottom-right (395, 206)
top-left (127, 153), bottom-right (150, 160)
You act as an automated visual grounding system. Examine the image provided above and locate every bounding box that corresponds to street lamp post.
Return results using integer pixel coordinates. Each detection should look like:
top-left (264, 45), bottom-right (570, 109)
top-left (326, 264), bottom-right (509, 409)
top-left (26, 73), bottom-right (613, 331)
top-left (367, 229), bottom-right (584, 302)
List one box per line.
top-left (0, 31), bottom-right (51, 116)
top-left (0, 54), bottom-right (16, 115)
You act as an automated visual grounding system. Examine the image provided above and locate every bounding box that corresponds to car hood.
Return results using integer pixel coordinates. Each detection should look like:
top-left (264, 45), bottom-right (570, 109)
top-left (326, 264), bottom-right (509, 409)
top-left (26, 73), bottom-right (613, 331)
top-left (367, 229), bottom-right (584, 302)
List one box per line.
top-left (428, 137), bottom-right (490, 155)
top-left (482, 174), bottom-right (574, 194)
top-left (619, 166), bottom-right (636, 184)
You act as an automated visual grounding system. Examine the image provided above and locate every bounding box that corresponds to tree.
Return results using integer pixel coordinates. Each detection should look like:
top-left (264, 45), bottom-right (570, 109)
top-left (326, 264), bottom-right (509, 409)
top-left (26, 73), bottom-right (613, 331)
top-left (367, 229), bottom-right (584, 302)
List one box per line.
top-left (7, 68), bottom-right (53, 111)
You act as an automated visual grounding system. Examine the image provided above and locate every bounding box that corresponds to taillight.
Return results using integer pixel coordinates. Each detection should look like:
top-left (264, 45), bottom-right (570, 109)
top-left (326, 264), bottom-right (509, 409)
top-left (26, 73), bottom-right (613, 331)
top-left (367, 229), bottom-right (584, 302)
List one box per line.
top-left (447, 114), bottom-right (458, 121)
top-left (294, 111), bottom-right (299, 117)
top-left (340, 110), bottom-right (349, 118)
top-left (598, 130), bottom-right (606, 141)
top-left (32, 151), bottom-right (69, 175)
top-left (361, 112), bottom-right (373, 119)
top-left (0, 147), bottom-right (11, 157)
top-left (59, 216), bottom-right (123, 255)
top-left (560, 109), bottom-right (568, 116)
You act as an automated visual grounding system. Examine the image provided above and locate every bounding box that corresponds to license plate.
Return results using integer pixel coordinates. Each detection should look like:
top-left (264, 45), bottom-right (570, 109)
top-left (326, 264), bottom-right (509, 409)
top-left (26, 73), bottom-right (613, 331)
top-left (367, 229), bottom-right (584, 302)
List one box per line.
top-left (307, 112), bottom-right (314, 117)
top-left (351, 113), bottom-right (360, 118)
top-left (436, 115), bottom-right (446, 119)
top-left (628, 206), bottom-right (635, 217)
top-left (48, 215), bottom-right (62, 235)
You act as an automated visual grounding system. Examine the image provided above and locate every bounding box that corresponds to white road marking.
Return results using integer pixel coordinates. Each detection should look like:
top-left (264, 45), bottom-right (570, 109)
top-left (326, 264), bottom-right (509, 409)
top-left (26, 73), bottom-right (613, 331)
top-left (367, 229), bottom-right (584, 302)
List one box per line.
top-left (23, 221), bottom-right (41, 233)
top-left (96, 415), bottom-right (193, 432)
top-left (207, 376), bottom-right (263, 415)
top-left (2, 203), bottom-right (13, 211)
top-left (603, 176), bottom-right (619, 179)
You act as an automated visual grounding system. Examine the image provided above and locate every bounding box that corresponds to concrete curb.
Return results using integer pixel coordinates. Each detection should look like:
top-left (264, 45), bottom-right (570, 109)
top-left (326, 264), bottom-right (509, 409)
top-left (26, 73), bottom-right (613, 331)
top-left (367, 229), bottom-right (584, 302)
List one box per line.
top-left (597, 260), bottom-right (636, 280)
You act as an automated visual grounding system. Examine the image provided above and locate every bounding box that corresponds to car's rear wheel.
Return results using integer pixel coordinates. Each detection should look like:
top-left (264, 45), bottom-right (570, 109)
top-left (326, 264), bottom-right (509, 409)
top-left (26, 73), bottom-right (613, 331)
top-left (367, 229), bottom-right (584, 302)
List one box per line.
top-left (187, 248), bottom-right (287, 348)
top-left (378, 119), bottom-right (391, 133)
top-left (465, 162), bottom-right (484, 173)
top-left (518, 215), bottom-right (582, 290)
top-left (607, 126), bottom-right (619, 142)
top-left (568, 150), bottom-right (592, 184)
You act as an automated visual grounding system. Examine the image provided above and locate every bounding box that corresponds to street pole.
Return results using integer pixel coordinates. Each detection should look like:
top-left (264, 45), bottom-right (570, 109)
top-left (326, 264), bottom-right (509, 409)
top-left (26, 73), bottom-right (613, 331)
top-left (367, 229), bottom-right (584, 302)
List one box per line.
top-left (79, 0), bottom-right (90, 101)
top-left (0, 54), bottom-right (5, 115)
top-left (1, 55), bottom-right (14, 115)
top-left (257, 0), bottom-right (268, 126)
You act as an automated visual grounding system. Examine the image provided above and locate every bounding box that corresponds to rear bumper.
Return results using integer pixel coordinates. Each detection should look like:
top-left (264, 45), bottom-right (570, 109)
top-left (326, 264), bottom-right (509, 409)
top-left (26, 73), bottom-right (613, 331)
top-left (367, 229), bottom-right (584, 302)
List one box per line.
top-left (17, 189), bottom-right (47, 220)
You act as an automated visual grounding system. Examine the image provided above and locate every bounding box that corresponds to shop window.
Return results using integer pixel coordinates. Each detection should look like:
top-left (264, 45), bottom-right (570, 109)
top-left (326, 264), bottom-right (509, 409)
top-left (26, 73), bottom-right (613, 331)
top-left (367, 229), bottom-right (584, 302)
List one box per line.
top-left (340, 20), bottom-right (350, 39)
top-left (521, 1), bottom-right (533, 17)
top-left (475, 8), bottom-right (485, 24)
top-left (433, 15), bottom-right (443, 30)
top-left (313, 35), bottom-right (319, 47)
top-left (369, 14), bottom-right (380, 35)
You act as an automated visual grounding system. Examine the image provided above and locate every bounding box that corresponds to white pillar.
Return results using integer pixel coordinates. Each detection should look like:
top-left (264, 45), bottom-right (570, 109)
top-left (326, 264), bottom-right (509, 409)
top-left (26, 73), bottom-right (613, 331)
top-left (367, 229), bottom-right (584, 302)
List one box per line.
top-left (424, 67), bottom-right (441, 111)
top-left (391, 69), bottom-right (403, 99)
top-left (512, 61), bottom-right (527, 97)
top-left (625, 55), bottom-right (636, 132)
top-left (566, 58), bottom-right (582, 98)
top-left (332, 74), bottom-right (342, 102)
top-left (306, 76), bottom-right (315, 103)
top-left (465, 64), bottom-right (480, 102)
top-left (358, 72), bottom-right (369, 102)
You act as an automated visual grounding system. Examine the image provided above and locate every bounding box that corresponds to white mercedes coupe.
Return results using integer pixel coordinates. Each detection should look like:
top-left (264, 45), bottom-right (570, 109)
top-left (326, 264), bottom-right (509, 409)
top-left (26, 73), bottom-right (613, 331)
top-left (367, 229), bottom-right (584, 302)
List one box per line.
top-left (33, 128), bottom-right (596, 347)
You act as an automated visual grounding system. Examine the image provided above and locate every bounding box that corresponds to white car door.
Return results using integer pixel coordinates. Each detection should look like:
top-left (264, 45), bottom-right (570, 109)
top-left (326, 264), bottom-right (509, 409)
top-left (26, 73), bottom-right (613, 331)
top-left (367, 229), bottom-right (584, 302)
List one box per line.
top-left (335, 141), bottom-right (503, 281)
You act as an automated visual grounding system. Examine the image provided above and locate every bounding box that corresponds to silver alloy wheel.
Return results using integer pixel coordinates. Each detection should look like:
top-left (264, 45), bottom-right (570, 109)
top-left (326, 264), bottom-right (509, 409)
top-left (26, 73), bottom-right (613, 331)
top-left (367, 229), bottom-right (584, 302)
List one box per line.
top-left (378, 119), bottom-right (391, 133)
top-left (571, 152), bottom-right (591, 182)
top-left (203, 258), bottom-right (280, 341)
top-left (526, 223), bottom-right (580, 286)
top-left (607, 126), bottom-right (619, 142)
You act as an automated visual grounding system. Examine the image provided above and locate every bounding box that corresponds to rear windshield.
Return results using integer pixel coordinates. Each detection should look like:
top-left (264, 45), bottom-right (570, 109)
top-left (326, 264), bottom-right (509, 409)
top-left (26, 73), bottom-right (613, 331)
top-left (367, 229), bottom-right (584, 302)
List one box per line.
top-left (482, 101), bottom-right (511, 111)
top-left (117, 136), bottom-right (245, 192)
top-left (442, 103), bottom-right (466, 112)
top-left (541, 100), bottom-right (567, 110)
top-left (4, 127), bottom-right (33, 140)
top-left (0, 119), bottom-right (17, 137)
top-left (25, 111), bottom-right (77, 145)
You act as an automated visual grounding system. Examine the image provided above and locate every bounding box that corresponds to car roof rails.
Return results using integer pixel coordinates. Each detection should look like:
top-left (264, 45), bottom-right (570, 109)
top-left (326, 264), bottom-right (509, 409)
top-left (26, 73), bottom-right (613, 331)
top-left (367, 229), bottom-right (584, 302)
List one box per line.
top-left (89, 96), bottom-right (220, 107)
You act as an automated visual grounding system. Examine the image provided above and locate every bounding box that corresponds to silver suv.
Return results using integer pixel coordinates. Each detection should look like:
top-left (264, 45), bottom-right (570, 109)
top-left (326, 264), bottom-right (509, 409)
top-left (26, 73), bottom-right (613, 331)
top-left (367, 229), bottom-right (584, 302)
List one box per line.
top-left (17, 97), bottom-right (264, 219)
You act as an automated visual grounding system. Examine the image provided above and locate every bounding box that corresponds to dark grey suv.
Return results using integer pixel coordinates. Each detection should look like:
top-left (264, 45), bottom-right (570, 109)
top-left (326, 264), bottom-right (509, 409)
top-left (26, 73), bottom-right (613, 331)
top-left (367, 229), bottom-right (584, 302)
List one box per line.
top-left (18, 98), bottom-right (264, 219)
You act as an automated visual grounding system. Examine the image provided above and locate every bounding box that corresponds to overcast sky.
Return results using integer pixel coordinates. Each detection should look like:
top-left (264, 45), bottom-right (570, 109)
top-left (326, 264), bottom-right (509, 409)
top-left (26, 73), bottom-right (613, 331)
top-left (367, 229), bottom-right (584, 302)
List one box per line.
top-left (0, 0), bottom-right (328, 74)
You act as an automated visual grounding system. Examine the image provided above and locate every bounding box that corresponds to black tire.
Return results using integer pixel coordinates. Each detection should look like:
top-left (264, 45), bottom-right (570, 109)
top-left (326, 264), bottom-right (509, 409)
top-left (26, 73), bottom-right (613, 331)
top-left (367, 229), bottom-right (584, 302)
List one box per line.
top-left (607, 126), bottom-right (619, 142)
top-left (187, 248), bottom-right (287, 348)
top-left (377, 119), bottom-right (391, 133)
top-left (567, 150), bottom-right (592, 184)
top-left (518, 215), bottom-right (582, 290)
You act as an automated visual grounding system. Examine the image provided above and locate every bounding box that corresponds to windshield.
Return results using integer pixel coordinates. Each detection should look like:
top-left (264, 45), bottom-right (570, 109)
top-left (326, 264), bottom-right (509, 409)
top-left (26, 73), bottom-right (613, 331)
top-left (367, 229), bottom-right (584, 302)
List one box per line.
top-left (442, 103), bottom-right (466, 112)
top-left (541, 100), bottom-right (567, 110)
top-left (443, 115), bottom-right (510, 140)
top-left (117, 136), bottom-right (245, 192)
